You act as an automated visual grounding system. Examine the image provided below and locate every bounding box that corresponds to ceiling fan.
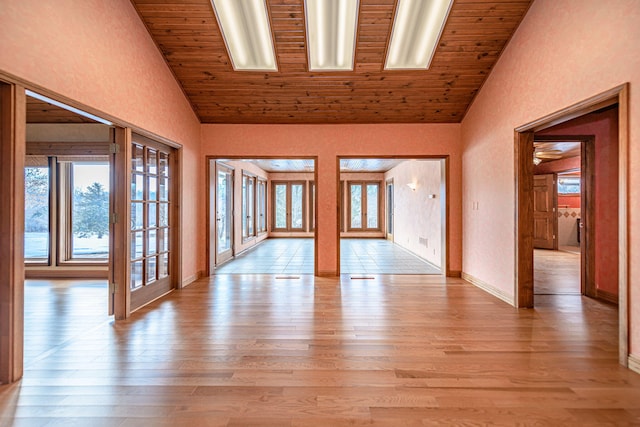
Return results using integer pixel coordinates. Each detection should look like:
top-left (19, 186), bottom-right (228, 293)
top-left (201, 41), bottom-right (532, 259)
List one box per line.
top-left (533, 148), bottom-right (563, 165)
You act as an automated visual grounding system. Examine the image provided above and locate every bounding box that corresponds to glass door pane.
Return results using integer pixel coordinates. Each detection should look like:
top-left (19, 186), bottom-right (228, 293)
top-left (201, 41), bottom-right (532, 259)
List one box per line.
top-left (247, 177), bottom-right (255, 237)
top-left (366, 183), bottom-right (379, 229)
top-left (387, 181), bottom-right (394, 236)
top-left (217, 171), bottom-right (231, 252)
top-left (350, 184), bottom-right (362, 229)
top-left (274, 183), bottom-right (287, 230)
top-left (290, 183), bottom-right (304, 230)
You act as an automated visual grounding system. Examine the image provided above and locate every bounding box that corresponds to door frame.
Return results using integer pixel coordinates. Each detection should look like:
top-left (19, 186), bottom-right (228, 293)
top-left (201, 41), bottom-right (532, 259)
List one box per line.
top-left (0, 80), bottom-right (26, 384)
top-left (533, 135), bottom-right (595, 298)
top-left (514, 83), bottom-right (629, 366)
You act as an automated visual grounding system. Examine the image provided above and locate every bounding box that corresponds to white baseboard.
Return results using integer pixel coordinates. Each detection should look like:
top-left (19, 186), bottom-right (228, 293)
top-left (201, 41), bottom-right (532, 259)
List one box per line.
top-left (461, 272), bottom-right (515, 306)
top-left (629, 354), bottom-right (640, 375)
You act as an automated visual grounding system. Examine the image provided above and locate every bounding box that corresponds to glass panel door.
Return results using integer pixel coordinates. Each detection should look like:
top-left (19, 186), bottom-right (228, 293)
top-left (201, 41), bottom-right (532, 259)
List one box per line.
top-left (272, 181), bottom-right (306, 232)
top-left (130, 136), bottom-right (174, 311)
top-left (216, 163), bottom-right (233, 265)
top-left (366, 183), bottom-right (379, 229)
top-left (290, 183), bottom-right (304, 230)
top-left (274, 183), bottom-right (287, 230)
top-left (24, 165), bottom-right (50, 263)
top-left (348, 182), bottom-right (381, 231)
top-left (349, 184), bottom-right (362, 229)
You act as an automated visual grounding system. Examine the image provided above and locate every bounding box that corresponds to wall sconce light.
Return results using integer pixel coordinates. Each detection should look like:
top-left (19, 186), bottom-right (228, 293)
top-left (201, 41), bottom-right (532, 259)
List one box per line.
top-left (407, 182), bottom-right (417, 191)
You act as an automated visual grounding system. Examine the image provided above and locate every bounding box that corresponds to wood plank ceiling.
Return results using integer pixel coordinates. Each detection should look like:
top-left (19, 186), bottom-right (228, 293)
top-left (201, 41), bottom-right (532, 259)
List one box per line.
top-left (131, 0), bottom-right (533, 124)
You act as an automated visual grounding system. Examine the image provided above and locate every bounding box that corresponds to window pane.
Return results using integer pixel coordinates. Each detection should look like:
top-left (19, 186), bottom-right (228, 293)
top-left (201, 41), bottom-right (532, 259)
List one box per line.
top-left (217, 171), bottom-right (231, 251)
top-left (242, 178), bottom-right (247, 238)
top-left (132, 144), bottom-right (144, 172)
top-left (148, 176), bottom-right (158, 201)
top-left (350, 184), bottom-right (362, 228)
top-left (159, 253), bottom-right (169, 278)
top-left (147, 149), bottom-right (157, 175)
top-left (159, 152), bottom-right (169, 177)
top-left (158, 203), bottom-right (168, 227)
top-left (131, 260), bottom-right (143, 289)
top-left (131, 231), bottom-right (143, 260)
top-left (131, 202), bottom-right (143, 230)
top-left (147, 256), bottom-right (157, 284)
top-left (25, 166), bottom-right (50, 260)
top-left (71, 163), bottom-right (109, 259)
top-left (149, 203), bottom-right (157, 228)
top-left (291, 184), bottom-right (303, 229)
top-left (367, 184), bottom-right (379, 229)
top-left (147, 229), bottom-right (157, 256)
top-left (275, 183), bottom-right (287, 229)
top-left (247, 178), bottom-right (254, 236)
top-left (161, 228), bottom-right (169, 252)
top-left (132, 174), bottom-right (144, 200)
top-left (159, 177), bottom-right (169, 201)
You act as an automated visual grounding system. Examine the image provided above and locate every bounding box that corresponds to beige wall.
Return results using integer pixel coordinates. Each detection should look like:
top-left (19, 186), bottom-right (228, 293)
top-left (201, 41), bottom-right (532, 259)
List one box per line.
top-left (385, 160), bottom-right (444, 268)
top-left (461, 0), bottom-right (640, 359)
top-left (0, 0), bottom-right (202, 284)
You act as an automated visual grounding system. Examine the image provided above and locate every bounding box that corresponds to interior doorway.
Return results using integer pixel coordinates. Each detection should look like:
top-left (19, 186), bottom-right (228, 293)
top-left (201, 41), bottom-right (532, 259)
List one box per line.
top-left (514, 84), bottom-right (629, 366)
top-left (207, 157), bottom-right (318, 276)
top-left (532, 137), bottom-right (593, 297)
top-left (337, 157), bottom-right (448, 276)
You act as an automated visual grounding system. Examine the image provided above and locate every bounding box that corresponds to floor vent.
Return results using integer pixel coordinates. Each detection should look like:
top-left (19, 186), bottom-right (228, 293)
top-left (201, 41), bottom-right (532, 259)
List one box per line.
top-left (350, 276), bottom-right (375, 280)
top-left (276, 276), bottom-right (301, 280)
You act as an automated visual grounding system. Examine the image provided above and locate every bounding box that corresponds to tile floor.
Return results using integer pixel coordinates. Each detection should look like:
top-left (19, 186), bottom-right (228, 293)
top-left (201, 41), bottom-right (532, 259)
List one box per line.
top-left (213, 238), bottom-right (441, 275)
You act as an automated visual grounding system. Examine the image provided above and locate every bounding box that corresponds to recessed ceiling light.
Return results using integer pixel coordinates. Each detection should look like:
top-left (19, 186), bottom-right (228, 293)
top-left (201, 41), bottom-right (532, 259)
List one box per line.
top-left (305, 0), bottom-right (359, 71)
top-left (211, 0), bottom-right (278, 71)
top-left (385, 0), bottom-right (453, 70)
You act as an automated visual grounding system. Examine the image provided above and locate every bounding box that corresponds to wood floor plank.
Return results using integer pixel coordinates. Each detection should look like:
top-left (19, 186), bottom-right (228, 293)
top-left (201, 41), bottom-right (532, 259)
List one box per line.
top-left (0, 277), bottom-right (639, 426)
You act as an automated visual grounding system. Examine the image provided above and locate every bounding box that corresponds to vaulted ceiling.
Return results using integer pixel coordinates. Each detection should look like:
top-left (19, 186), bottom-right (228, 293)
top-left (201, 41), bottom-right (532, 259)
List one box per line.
top-left (131, 0), bottom-right (533, 124)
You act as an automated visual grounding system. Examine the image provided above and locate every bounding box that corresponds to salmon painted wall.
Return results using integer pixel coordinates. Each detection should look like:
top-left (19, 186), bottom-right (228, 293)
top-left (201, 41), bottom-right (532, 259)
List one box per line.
top-left (201, 124), bottom-right (462, 276)
top-left (461, 0), bottom-right (640, 358)
top-left (0, 0), bottom-right (202, 283)
top-left (538, 108), bottom-right (619, 296)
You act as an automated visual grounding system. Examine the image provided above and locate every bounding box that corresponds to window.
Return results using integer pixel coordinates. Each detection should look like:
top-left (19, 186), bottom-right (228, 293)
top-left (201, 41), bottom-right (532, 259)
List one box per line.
top-left (68, 162), bottom-right (110, 260)
top-left (25, 158), bottom-right (110, 265)
top-left (272, 181), bottom-right (306, 232)
top-left (558, 175), bottom-right (580, 195)
top-left (348, 182), bottom-right (381, 231)
top-left (257, 178), bottom-right (267, 233)
top-left (24, 165), bottom-right (50, 262)
top-left (242, 172), bottom-right (256, 240)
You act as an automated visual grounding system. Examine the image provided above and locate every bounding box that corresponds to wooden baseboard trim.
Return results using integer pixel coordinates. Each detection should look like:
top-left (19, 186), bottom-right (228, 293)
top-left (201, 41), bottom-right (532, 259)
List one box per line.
top-left (461, 272), bottom-right (515, 306)
top-left (447, 270), bottom-right (462, 278)
top-left (596, 288), bottom-right (618, 305)
top-left (317, 271), bottom-right (338, 277)
top-left (181, 271), bottom-right (203, 288)
top-left (629, 354), bottom-right (640, 375)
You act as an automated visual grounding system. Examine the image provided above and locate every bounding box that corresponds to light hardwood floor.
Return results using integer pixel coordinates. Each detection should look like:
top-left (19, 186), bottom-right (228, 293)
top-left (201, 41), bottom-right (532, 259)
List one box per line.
top-left (1, 276), bottom-right (639, 426)
top-left (534, 249), bottom-right (581, 295)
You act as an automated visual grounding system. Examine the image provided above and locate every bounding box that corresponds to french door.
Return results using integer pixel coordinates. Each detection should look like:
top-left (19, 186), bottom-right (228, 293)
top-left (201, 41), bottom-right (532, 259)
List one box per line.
top-left (215, 163), bottom-right (234, 265)
top-left (348, 182), bottom-right (381, 231)
top-left (129, 134), bottom-right (175, 311)
top-left (272, 181), bottom-right (305, 232)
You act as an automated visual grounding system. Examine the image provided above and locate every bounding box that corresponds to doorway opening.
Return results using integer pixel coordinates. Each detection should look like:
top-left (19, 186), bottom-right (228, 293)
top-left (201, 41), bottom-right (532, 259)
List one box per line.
top-left (337, 157), bottom-right (448, 276)
top-left (23, 90), bottom-right (115, 366)
top-left (515, 84), bottom-right (628, 366)
top-left (207, 157), bottom-right (317, 276)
